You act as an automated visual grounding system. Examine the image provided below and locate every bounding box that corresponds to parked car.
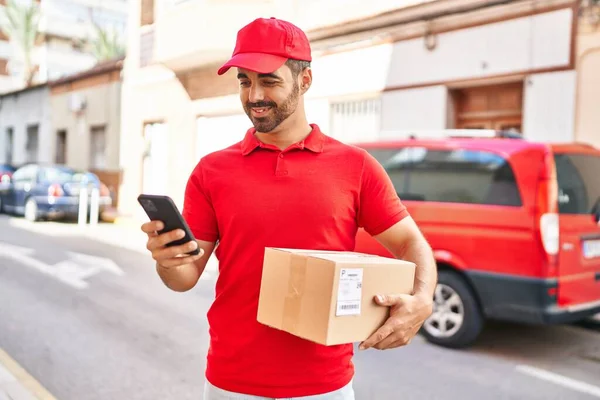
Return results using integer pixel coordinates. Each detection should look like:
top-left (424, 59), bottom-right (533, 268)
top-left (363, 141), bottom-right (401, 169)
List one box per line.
top-left (0, 163), bottom-right (113, 221)
top-left (0, 163), bottom-right (16, 184)
top-left (354, 130), bottom-right (600, 348)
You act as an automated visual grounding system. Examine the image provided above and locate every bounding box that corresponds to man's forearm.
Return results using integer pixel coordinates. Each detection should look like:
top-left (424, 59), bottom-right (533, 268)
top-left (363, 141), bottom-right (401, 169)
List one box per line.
top-left (399, 237), bottom-right (437, 299)
top-left (156, 262), bottom-right (201, 292)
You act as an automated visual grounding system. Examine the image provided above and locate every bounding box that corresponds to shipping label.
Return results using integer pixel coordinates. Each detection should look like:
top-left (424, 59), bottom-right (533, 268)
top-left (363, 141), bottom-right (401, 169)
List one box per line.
top-left (336, 268), bottom-right (363, 316)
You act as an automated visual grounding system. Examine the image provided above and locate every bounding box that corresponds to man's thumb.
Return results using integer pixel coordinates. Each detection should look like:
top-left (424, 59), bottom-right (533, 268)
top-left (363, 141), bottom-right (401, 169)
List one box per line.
top-left (374, 294), bottom-right (402, 306)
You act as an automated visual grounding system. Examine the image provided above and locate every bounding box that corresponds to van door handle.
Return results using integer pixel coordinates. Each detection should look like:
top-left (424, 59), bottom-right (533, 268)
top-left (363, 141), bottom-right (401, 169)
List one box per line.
top-left (595, 272), bottom-right (600, 282)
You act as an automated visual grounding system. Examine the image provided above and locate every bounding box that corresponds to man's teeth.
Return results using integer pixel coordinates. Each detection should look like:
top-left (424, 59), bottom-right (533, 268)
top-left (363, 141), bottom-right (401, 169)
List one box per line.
top-left (253, 107), bottom-right (270, 113)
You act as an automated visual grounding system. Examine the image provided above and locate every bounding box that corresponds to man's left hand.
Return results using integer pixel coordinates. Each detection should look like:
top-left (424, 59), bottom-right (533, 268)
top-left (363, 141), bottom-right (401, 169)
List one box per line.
top-left (359, 293), bottom-right (433, 351)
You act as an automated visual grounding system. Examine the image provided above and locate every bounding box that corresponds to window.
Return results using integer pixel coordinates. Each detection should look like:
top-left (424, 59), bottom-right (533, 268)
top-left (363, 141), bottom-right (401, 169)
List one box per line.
top-left (367, 147), bottom-right (522, 206)
top-left (26, 124), bottom-right (39, 162)
top-left (330, 98), bottom-right (381, 143)
top-left (11, 165), bottom-right (37, 183)
top-left (140, 0), bottom-right (154, 26)
top-left (55, 130), bottom-right (67, 164)
top-left (139, 29), bottom-right (155, 67)
top-left (554, 153), bottom-right (600, 215)
top-left (5, 127), bottom-right (13, 164)
top-left (0, 59), bottom-right (8, 76)
top-left (142, 122), bottom-right (168, 195)
top-left (90, 126), bottom-right (106, 170)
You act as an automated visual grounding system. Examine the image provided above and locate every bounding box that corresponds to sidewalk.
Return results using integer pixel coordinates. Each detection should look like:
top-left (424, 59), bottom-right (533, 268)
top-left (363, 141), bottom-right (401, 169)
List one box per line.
top-left (0, 349), bottom-right (57, 400)
top-left (6, 215), bottom-right (148, 254)
top-left (5, 215), bottom-right (219, 274)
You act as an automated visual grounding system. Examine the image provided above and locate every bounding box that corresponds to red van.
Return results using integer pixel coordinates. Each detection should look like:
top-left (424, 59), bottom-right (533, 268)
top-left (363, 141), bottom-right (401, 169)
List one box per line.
top-left (354, 130), bottom-right (600, 348)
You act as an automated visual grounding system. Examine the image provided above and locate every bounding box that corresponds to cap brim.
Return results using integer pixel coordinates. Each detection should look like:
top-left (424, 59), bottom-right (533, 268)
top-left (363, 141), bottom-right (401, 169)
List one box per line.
top-left (217, 53), bottom-right (288, 75)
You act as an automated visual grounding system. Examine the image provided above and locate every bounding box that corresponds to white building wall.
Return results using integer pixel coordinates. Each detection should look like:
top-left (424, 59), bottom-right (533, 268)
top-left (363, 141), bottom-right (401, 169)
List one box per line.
top-left (195, 114), bottom-right (252, 161)
top-left (523, 70), bottom-right (577, 143)
top-left (297, 8), bottom-right (574, 144)
top-left (386, 8), bottom-right (573, 88)
top-left (310, 44), bottom-right (393, 98)
top-left (380, 86), bottom-right (448, 136)
top-left (0, 86), bottom-right (53, 165)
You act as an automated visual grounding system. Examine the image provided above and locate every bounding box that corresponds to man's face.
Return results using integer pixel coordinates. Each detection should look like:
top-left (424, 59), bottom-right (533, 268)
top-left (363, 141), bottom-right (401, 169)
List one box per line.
top-left (237, 64), bottom-right (300, 133)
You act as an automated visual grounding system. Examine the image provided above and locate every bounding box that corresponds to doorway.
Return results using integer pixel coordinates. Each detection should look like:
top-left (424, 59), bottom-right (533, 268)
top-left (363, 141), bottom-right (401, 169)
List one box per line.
top-left (141, 122), bottom-right (168, 196)
top-left (55, 130), bottom-right (67, 164)
top-left (452, 82), bottom-right (524, 133)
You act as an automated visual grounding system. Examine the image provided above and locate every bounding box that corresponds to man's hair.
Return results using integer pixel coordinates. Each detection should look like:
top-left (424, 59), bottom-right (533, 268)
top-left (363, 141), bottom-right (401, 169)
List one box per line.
top-left (286, 59), bottom-right (311, 78)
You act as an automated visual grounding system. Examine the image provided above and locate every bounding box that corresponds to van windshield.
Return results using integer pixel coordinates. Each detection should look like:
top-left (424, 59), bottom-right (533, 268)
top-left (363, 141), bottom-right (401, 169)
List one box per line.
top-left (554, 153), bottom-right (600, 215)
top-left (366, 147), bottom-right (522, 206)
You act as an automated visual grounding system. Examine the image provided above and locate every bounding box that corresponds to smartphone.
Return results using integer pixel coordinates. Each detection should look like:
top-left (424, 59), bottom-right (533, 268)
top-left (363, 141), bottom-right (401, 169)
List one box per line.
top-left (137, 194), bottom-right (200, 256)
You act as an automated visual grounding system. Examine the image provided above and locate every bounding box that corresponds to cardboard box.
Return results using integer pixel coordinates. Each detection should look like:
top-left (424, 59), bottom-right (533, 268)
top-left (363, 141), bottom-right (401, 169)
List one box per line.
top-left (257, 248), bottom-right (416, 346)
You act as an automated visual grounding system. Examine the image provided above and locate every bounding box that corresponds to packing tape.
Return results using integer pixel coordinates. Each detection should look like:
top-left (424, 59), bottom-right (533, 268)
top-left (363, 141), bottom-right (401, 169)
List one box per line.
top-left (282, 255), bottom-right (307, 333)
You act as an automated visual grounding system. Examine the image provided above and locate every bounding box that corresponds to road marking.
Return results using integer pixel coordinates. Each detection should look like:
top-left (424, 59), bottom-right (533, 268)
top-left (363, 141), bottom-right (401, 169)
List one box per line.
top-left (0, 348), bottom-right (58, 400)
top-left (516, 364), bottom-right (600, 398)
top-left (0, 242), bottom-right (124, 289)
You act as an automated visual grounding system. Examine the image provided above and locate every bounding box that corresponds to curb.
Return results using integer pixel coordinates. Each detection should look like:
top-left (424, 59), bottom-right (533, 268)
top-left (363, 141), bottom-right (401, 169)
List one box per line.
top-left (0, 348), bottom-right (58, 400)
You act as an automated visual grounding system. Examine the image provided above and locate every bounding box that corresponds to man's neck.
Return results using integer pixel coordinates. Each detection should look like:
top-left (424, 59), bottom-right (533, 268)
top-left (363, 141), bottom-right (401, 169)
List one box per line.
top-left (255, 117), bottom-right (312, 151)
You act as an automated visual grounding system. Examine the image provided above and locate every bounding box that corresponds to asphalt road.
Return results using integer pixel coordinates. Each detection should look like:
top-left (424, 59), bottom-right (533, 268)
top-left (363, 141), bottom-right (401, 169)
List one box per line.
top-left (1, 214), bottom-right (600, 400)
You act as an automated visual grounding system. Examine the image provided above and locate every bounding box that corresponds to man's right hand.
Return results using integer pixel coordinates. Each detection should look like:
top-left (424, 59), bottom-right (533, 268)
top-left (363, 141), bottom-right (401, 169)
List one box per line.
top-left (141, 220), bottom-right (205, 268)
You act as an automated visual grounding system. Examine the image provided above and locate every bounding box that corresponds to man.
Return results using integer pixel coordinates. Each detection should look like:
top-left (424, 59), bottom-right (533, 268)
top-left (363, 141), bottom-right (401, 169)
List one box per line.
top-left (141, 17), bottom-right (437, 400)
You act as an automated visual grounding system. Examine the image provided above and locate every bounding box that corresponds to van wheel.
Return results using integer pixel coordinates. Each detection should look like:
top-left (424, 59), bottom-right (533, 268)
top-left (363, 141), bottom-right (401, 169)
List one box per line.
top-left (420, 270), bottom-right (484, 348)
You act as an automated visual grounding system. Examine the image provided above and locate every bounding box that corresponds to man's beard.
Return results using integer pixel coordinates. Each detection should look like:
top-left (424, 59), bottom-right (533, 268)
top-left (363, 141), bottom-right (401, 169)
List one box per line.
top-left (244, 82), bottom-right (300, 133)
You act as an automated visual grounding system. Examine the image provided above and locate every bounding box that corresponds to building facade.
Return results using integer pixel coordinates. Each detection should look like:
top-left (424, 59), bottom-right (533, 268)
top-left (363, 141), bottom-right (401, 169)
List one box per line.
top-left (118, 0), bottom-right (596, 219)
top-left (0, 0), bottom-right (128, 94)
top-left (0, 57), bottom-right (123, 205)
top-left (49, 57), bottom-right (123, 205)
top-left (0, 83), bottom-right (51, 165)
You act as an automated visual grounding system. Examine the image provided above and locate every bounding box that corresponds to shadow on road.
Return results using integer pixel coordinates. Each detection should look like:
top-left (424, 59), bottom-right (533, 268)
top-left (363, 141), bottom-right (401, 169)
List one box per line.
top-left (464, 319), bottom-right (600, 365)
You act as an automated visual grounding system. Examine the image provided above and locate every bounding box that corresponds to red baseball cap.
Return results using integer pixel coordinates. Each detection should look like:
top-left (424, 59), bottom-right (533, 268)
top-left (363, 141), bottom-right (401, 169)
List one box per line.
top-left (217, 17), bottom-right (312, 76)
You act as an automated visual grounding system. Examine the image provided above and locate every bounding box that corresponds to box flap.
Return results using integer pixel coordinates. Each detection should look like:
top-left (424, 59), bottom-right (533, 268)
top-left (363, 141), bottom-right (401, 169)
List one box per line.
top-left (268, 248), bottom-right (412, 265)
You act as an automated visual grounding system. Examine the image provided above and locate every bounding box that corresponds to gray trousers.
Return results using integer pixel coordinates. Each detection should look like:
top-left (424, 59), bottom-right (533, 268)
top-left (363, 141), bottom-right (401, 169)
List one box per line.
top-left (203, 379), bottom-right (355, 400)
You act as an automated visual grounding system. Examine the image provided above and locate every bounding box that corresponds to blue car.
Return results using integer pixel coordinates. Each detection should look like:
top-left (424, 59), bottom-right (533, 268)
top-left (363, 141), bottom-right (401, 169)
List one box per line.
top-left (0, 163), bottom-right (113, 222)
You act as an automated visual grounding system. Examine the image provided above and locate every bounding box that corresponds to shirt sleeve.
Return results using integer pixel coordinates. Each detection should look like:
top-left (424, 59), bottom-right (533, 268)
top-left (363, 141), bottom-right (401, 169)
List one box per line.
top-left (357, 150), bottom-right (409, 236)
top-left (182, 159), bottom-right (219, 242)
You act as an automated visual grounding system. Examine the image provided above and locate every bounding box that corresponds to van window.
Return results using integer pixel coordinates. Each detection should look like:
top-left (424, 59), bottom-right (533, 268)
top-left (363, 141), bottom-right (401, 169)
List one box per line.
top-left (367, 147), bottom-right (522, 206)
top-left (554, 153), bottom-right (600, 215)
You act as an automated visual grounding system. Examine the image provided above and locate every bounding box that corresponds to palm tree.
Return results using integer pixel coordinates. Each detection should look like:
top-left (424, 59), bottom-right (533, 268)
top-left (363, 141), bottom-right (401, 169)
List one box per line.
top-left (0, 0), bottom-right (41, 86)
top-left (90, 20), bottom-right (125, 62)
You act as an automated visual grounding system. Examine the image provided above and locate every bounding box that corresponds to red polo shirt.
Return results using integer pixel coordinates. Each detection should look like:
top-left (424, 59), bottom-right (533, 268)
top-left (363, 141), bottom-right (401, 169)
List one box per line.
top-left (182, 124), bottom-right (408, 398)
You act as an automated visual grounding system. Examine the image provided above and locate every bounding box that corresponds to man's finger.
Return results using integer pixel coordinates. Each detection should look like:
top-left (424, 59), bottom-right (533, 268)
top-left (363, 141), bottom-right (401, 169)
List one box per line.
top-left (359, 322), bottom-right (394, 350)
top-left (374, 294), bottom-right (406, 306)
top-left (141, 220), bottom-right (164, 234)
top-left (153, 229), bottom-right (186, 248)
top-left (374, 331), bottom-right (411, 350)
top-left (154, 240), bottom-right (199, 260)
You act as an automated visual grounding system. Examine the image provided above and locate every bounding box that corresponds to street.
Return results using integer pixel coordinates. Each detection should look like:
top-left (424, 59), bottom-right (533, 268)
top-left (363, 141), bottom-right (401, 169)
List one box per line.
top-left (1, 214), bottom-right (600, 400)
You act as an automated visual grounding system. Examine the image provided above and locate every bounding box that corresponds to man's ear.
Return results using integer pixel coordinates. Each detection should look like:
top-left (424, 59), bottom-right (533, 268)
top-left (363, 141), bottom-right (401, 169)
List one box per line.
top-left (300, 67), bottom-right (312, 94)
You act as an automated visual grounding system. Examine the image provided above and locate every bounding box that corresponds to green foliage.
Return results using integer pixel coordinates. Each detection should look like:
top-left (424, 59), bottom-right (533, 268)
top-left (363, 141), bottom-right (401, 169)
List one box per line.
top-left (92, 24), bottom-right (125, 62)
top-left (1, 0), bottom-right (41, 86)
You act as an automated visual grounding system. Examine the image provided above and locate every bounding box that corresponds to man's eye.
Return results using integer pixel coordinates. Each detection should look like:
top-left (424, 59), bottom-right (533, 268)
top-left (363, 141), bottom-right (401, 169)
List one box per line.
top-left (239, 81), bottom-right (250, 87)
top-left (262, 81), bottom-right (277, 85)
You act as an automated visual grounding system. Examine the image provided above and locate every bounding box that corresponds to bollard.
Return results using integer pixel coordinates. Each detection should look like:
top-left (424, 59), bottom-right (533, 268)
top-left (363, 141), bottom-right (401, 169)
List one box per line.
top-left (90, 187), bottom-right (99, 226)
top-left (78, 186), bottom-right (88, 226)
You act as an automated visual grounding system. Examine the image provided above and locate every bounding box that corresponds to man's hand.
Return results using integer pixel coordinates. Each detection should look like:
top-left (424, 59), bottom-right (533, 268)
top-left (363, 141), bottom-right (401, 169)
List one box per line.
top-left (359, 293), bottom-right (433, 350)
top-left (141, 220), bottom-right (205, 268)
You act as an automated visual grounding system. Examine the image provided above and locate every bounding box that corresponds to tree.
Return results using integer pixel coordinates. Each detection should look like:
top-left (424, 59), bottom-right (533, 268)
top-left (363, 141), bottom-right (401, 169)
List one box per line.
top-left (580, 0), bottom-right (600, 28)
top-left (0, 0), bottom-right (41, 87)
top-left (91, 22), bottom-right (125, 62)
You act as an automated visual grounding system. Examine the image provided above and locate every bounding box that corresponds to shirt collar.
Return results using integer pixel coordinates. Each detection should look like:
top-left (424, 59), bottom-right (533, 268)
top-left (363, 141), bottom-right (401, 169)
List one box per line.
top-left (241, 124), bottom-right (326, 156)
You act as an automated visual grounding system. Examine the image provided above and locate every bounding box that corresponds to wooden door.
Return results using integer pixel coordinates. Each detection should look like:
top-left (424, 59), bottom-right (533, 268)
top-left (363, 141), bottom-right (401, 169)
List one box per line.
top-left (453, 82), bottom-right (524, 133)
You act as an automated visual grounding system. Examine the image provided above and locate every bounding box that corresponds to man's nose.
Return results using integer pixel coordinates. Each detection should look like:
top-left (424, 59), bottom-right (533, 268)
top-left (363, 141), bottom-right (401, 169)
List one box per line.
top-left (249, 85), bottom-right (265, 103)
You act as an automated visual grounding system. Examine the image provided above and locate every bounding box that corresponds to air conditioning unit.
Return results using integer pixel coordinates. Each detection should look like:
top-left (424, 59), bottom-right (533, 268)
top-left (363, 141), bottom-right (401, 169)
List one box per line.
top-left (69, 93), bottom-right (87, 112)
